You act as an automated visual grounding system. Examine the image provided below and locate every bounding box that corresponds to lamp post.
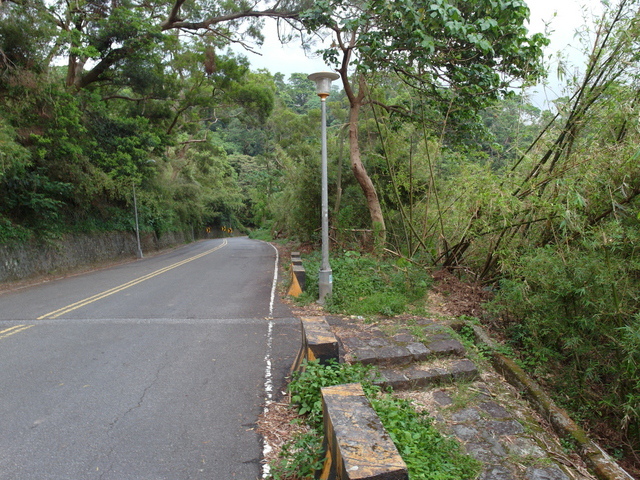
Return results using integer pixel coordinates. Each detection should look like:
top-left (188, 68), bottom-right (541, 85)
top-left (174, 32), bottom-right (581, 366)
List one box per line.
top-left (132, 183), bottom-right (143, 259)
top-left (132, 160), bottom-right (155, 259)
top-left (308, 71), bottom-right (340, 304)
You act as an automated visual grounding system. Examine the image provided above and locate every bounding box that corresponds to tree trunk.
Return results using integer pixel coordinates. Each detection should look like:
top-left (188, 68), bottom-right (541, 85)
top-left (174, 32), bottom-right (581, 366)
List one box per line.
top-left (338, 38), bottom-right (386, 250)
top-left (348, 93), bottom-right (386, 249)
top-left (65, 55), bottom-right (77, 88)
top-left (333, 124), bottom-right (347, 216)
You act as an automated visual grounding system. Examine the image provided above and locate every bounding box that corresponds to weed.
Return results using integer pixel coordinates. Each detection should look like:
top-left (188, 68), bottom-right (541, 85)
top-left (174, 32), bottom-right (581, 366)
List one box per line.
top-left (373, 394), bottom-right (480, 479)
top-left (248, 228), bottom-right (273, 241)
top-left (491, 232), bottom-right (640, 452)
top-left (298, 250), bottom-right (432, 316)
top-left (444, 382), bottom-right (488, 411)
top-left (454, 323), bottom-right (491, 361)
top-left (455, 320), bottom-right (516, 362)
top-left (288, 360), bottom-right (379, 430)
top-left (268, 432), bottom-right (324, 480)
top-left (560, 436), bottom-right (579, 454)
top-left (408, 324), bottom-right (428, 343)
top-left (272, 360), bottom-right (481, 480)
top-left (458, 315), bottom-right (482, 325)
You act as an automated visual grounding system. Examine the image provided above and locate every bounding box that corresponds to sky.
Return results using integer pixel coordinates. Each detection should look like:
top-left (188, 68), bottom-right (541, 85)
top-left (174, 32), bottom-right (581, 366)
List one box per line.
top-left (235, 0), bottom-right (605, 108)
top-left (525, 0), bottom-right (603, 106)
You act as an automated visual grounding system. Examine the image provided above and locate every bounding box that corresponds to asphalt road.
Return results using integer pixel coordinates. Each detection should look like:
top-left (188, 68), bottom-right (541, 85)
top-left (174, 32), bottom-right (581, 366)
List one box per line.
top-left (0, 237), bottom-right (299, 479)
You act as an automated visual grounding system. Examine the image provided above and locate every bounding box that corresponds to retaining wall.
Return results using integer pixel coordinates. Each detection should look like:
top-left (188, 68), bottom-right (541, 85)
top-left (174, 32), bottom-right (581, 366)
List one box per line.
top-left (0, 230), bottom-right (190, 283)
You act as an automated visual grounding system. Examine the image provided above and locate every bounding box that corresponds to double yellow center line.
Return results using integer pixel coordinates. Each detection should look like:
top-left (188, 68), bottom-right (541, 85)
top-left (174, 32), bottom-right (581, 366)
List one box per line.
top-left (37, 239), bottom-right (227, 320)
top-left (1, 240), bottom-right (227, 340)
top-left (0, 324), bottom-right (35, 340)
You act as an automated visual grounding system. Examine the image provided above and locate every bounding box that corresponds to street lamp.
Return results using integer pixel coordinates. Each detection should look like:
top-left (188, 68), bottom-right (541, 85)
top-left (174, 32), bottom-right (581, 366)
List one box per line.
top-left (132, 160), bottom-right (155, 259)
top-left (308, 71), bottom-right (340, 304)
top-left (132, 183), bottom-right (143, 259)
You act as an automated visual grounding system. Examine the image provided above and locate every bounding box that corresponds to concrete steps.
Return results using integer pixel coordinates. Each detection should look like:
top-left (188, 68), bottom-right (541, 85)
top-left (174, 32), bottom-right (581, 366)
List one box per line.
top-left (334, 317), bottom-right (479, 390)
top-left (294, 316), bottom-right (629, 480)
top-left (376, 358), bottom-right (478, 391)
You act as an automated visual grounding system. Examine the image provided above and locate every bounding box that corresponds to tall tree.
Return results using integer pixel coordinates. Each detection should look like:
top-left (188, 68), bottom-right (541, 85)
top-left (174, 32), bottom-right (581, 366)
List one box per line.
top-left (0, 0), bottom-right (290, 239)
top-left (0, 0), bottom-right (306, 91)
top-left (302, 0), bottom-right (548, 246)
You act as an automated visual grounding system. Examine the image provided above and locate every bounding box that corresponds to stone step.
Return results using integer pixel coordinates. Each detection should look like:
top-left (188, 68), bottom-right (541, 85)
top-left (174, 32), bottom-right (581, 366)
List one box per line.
top-left (344, 331), bottom-right (466, 367)
top-left (375, 358), bottom-right (479, 391)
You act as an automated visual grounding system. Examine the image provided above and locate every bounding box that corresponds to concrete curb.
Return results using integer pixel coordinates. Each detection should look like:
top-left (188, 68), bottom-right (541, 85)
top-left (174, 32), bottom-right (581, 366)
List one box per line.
top-left (290, 316), bottom-right (339, 374)
top-left (319, 383), bottom-right (408, 480)
top-left (290, 317), bottom-right (408, 479)
top-left (466, 323), bottom-right (634, 480)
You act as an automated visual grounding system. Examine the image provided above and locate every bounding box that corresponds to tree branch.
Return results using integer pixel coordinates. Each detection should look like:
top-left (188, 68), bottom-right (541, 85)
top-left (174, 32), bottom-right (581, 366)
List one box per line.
top-left (102, 94), bottom-right (159, 102)
top-left (162, 0), bottom-right (187, 30)
top-left (178, 138), bottom-right (208, 145)
top-left (161, 8), bottom-right (300, 32)
top-left (73, 47), bottom-right (129, 89)
top-left (72, 4), bottom-right (303, 89)
top-left (588, 185), bottom-right (640, 227)
top-left (369, 100), bottom-right (411, 117)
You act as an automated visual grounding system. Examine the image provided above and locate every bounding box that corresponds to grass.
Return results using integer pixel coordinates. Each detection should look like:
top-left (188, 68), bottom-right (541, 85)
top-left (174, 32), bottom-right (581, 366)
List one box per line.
top-left (269, 250), bottom-right (478, 479)
top-left (248, 227), bottom-right (274, 241)
top-left (296, 250), bottom-right (432, 317)
top-left (267, 360), bottom-right (480, 480)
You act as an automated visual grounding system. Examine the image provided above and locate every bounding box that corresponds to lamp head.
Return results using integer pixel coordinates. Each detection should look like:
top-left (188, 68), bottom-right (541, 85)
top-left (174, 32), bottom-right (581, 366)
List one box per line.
top-left (308, 71), bottom-right (340, 98)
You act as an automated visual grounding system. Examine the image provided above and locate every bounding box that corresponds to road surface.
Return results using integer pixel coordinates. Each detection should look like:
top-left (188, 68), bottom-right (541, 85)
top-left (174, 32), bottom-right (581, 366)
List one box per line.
top-left (0, 237), bottom-right (299, 479)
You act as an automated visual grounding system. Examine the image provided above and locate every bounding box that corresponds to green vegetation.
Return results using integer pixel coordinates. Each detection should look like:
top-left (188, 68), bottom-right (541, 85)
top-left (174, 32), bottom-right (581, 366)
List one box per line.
top-left (268, 432), bottom-right (324, 480)
top-left (489, 233), bottom-right (640, 442)
top-left (289, 360), bottom-right (379, 430)
top-left (268, 360), bottom-right (479, 480)
top-left (2, 0), bottom-right (639, 470)
top-left (298, 250), bottom-right (432, 317)
top-left (371, 394), bottom-right (480, 480)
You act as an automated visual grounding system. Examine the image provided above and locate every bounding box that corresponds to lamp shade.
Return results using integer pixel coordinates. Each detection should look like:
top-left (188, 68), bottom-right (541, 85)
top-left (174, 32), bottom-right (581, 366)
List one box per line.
top-left (308, 71), bottom-right (340, 96)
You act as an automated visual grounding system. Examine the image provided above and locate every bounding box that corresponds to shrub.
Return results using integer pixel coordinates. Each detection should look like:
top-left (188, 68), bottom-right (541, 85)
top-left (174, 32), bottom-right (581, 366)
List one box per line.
top-left (299, 250), bottom-right (431, 316)
top-left (491, 226), bottom-right (640, 446)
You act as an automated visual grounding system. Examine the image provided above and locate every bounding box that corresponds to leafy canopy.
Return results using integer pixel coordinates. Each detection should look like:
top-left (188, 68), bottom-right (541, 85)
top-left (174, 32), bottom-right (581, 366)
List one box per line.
top-left (303, 0), bottom-right (549, 112)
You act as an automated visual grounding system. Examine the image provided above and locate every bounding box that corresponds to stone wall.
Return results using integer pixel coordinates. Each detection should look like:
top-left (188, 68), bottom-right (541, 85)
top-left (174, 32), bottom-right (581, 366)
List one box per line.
top-left (0, 230), bottom-right (190, 283)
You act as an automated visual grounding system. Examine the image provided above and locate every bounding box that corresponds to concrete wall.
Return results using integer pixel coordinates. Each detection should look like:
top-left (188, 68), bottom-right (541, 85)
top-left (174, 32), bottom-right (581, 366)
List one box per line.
top-left (0, 230), bottom-right (190, 283)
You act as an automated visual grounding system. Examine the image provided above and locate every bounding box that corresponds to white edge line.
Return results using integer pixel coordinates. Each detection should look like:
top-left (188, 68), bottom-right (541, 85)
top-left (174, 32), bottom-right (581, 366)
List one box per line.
top-left (268, 241), bottom-right (278, 319)
top-left (263, 241), bottom-right (279, 478)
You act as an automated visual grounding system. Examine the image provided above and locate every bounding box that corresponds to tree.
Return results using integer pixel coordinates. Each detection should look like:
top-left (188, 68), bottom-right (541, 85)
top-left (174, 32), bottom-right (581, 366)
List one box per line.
top-left (301, 0), bottom-right (549, 247)
top-left (438, 0), bottom-right (640, 276)
top-left (274, 72), bottom-right (321, 114)
top-left (14, 0), bottom-right (306, 91)
top-left (0, 0), bottom-right (290, 240)
top-left (479, 95), bottom-right (544, 169)
top-left (0, 0), bottom-right (54, 74)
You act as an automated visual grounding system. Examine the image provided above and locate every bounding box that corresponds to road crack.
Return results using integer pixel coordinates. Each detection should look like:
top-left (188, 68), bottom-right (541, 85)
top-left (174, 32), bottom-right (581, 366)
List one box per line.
top-left (97, 358), bottom-right (169, 477)
top-left (117, 360), bottom-right (166, 427)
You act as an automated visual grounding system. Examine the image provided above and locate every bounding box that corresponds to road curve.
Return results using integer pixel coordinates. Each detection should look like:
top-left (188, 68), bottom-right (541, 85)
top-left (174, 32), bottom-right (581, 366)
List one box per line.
top-left (0, 237), bottom-right (299, 479)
